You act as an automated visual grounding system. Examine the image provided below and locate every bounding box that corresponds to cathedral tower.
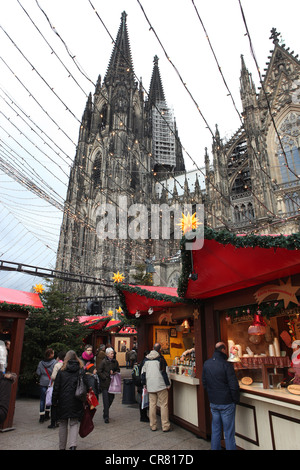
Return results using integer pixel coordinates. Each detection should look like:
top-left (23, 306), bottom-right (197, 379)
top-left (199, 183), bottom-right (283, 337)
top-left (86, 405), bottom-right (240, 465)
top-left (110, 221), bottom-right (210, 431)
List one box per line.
top-left (56, 12), bottom-right (185, 300)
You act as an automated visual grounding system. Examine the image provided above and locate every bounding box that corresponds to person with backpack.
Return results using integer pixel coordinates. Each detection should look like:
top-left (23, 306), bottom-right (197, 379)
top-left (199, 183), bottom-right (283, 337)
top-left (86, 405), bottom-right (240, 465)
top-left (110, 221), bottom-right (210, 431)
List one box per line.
top-left (132, 351), bottom-right (149, 422)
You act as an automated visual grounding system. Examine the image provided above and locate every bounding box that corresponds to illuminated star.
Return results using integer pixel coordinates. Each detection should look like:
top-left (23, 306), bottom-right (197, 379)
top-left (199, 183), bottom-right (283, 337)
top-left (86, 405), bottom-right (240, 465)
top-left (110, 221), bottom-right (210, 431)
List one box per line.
top-left (33, 283), bottom-right (44, 294)
top-left (177, 212), bottom-right (199, 234)
top-left (112, 271), bottom-right (125, 283)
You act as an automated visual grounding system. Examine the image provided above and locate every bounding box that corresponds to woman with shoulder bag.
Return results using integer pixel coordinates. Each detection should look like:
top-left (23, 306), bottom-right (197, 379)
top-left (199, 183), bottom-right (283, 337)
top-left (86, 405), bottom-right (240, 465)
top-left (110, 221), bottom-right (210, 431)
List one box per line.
top-left (52, 350), bottom-right (88, 450)
top-left (36, 348), bottom-right (56, 423)
top-left (98, 348), bottom-right (120, 423)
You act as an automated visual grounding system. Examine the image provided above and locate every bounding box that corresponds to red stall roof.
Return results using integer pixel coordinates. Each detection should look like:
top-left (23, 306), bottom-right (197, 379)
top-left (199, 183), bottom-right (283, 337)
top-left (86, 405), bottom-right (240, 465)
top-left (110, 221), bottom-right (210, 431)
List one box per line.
top-left (116, 284), bottom-right (187, 316)
top-left (179, 231), bottom-right (300, 300)
top-left (0, 286), bottom-right (44, 309)
top-left (79, 315), bottom-right (111, 330)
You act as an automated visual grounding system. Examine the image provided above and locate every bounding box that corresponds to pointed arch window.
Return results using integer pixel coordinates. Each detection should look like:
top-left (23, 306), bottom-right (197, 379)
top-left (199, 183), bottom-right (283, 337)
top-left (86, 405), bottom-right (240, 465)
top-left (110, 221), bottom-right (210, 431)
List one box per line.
top-left (92, 154), bottom-right (101, 189)
top-left (276, 112), bottom-right (300, 183)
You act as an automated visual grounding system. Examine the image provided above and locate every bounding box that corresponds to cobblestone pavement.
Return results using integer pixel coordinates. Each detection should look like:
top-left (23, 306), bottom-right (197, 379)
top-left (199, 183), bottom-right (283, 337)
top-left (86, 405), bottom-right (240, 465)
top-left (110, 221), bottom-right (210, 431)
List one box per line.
top-left (0, 368), bottom-right (211, 452)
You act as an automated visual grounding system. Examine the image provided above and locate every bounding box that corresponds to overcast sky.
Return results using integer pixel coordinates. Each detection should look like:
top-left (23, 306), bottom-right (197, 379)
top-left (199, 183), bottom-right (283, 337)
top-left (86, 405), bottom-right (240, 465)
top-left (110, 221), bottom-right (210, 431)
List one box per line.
top-left (0, 0), bottom-right (299, 292)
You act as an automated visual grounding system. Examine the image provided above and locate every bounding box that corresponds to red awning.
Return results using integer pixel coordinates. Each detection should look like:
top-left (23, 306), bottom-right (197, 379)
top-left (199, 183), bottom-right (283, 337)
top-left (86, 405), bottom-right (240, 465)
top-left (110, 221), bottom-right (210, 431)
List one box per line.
top-left (0, 286), bottom-right (44, 309)
top-left (116, 284), bottom-right (186, 316)
top-left (118, 326), bottom-right (137, 334)
top-left (80, 315), bottom-right (110, 330)
top-left (182, 237), bottom-right (300, 300)
top-left (104, 318), bottom-right (123, 332)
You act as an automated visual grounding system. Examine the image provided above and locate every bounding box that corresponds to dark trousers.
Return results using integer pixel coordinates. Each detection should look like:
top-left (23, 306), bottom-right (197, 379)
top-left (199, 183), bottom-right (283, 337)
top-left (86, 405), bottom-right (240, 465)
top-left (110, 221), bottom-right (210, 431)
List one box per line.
top-left (102, 389), bottom-right (115, 419)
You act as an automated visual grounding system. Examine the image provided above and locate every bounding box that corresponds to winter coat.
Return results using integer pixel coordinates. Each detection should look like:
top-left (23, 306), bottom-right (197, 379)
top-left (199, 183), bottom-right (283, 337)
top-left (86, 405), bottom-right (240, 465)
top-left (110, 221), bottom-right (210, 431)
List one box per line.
top-left (36, 358), bottom-right (57, 386)
top-left (98, 356), bottom-right (120, 390)
top-left (202, 349), bottom-right (240, 405)
top-left (96, 350), bottom-right (106, 371)
top-left (141, 350), bottom-right (170, 393)
top-left (0, 372), bottom-right (13, 423)
top-left (85, 371), bottom-right (100, 397)
top-left (52, 360), bottom-right (87, 421)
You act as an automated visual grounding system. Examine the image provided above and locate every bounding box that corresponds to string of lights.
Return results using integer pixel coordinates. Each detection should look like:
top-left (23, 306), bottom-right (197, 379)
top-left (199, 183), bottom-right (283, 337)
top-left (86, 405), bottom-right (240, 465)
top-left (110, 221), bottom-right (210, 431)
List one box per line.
top-left (0, 2), bottom-right (299, 290)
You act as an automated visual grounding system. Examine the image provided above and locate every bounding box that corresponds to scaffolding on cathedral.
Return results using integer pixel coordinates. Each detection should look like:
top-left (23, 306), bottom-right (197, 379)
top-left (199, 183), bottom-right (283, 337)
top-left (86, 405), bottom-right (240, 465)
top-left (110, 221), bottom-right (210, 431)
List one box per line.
top-left (152, 101), bottom-right (176, 167)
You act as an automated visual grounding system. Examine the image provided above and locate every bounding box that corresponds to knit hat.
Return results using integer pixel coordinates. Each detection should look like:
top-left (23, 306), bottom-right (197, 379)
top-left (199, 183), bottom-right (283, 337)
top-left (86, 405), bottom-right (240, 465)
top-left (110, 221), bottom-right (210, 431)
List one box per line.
top-left (86, 363), bottom-right (95, 372)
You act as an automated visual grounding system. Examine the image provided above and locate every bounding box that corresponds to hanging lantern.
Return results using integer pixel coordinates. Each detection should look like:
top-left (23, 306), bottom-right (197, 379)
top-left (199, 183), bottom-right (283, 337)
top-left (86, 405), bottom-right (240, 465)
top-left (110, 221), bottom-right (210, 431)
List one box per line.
top-left (248, 311), bottom-right (267, 335)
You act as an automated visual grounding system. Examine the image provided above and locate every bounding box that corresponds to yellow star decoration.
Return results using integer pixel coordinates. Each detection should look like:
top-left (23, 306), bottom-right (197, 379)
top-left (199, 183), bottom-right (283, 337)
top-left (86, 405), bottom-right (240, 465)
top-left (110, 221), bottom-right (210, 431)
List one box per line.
top-left (177, 212), bottom-right (199, 234)
top-left (33, 283), bottom-right (44, 294)
top-left (116, 306), bottom-right (123, 314)
top-left (112, 271), bottom-right (125, 283)
top-left (107, 309), bottom-right (114, 316)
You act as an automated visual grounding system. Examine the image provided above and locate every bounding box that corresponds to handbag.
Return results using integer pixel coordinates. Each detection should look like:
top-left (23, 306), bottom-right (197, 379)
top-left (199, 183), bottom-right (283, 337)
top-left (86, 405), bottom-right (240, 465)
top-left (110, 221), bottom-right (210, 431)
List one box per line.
top-left (79, 405), bottom-right (96, 438)
top-left (86, 387), bottom-right (99, 409)
top-left (108, 372), bottom-right (121, 394)
top-left (141, 386), bottom-right (149, 409)
top-left (45, 382), bottom-right (53, 407)
top-left (75, 370), bottom-right (87, 402)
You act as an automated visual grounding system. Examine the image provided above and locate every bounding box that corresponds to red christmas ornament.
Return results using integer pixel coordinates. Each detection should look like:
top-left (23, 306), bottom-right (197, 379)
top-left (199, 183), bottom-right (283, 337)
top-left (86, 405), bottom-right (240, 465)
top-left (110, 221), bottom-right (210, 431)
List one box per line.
top-left (248, 312), bottom-right (267, 335)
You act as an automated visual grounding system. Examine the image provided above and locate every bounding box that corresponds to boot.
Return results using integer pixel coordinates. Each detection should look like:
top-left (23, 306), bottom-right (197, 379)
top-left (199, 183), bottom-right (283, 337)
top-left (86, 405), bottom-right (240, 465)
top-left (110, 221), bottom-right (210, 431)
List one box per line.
top-left (69, 446), bottom-right (77, 450)
top-left (39, 414), bottom-right (45, 423)
top-left (44, 410), bottom-right (50, 421)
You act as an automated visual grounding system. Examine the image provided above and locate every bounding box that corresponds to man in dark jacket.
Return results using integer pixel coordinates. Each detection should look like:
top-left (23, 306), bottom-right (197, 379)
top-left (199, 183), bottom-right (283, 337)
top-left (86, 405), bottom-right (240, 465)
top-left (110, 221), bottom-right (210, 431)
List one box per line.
top-left (202, 342), bottom-right (240, 450)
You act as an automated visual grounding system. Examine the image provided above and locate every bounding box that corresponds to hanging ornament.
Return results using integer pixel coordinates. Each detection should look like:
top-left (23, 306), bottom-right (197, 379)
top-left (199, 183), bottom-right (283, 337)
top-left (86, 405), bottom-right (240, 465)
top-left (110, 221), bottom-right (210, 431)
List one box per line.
top-left (33, 283), bottom-right (44, 294)
top-left (177, 212), bottom-right (199, 234)
top-left (248, 311), bottom-right (267, 335)
top-left (135, 310), bottom-right (141, 318)
top-left (112, 271), bottom-right (125, 283)
top-left (148, 308), bottom-right (153, 315)
top-left (107, 309), bottom-right (114, 317)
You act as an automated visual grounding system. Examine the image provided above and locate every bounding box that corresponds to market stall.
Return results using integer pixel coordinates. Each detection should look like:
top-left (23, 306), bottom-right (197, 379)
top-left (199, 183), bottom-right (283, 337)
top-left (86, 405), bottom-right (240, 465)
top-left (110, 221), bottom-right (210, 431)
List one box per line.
top-left (0, 287), bottom-right (44, 431)
top-left (177, 228), bottom-right (300, 449)
top-left (116, 283), bottom-right (205, 436)
top-left (116, 229), bottom-right (300, 448)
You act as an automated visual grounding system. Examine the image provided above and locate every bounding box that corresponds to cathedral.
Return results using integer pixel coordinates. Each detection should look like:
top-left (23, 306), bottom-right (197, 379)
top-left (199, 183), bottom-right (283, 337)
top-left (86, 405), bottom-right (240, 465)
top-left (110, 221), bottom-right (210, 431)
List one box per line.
top-left (56, 12), bottom-right (300, 305)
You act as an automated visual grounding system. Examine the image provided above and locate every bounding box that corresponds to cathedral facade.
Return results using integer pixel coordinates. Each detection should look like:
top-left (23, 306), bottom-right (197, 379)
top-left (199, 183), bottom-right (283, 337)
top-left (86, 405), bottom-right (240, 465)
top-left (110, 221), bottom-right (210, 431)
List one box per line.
top-left (56, 13), bottom-right (300, 302)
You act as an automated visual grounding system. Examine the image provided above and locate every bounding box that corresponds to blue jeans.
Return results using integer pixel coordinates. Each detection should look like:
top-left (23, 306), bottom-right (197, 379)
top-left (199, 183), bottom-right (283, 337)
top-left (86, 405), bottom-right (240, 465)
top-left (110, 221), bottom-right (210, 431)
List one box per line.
top-left (210, 403), bottom-right (236, 450)
top-left (39, 385), bottom-right (50, 414)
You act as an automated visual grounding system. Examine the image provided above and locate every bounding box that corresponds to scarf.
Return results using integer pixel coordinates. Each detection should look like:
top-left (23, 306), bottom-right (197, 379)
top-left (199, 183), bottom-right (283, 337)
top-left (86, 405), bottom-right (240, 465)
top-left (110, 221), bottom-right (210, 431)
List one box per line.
top-left (82, 351), bottom-right (94, 361)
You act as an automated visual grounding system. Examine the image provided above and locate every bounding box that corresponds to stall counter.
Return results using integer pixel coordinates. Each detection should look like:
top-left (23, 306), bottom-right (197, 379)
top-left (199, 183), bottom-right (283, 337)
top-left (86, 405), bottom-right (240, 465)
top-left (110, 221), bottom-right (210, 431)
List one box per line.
top-left (236, 382), bottom-right (300, 450)
top-left (169, 372), bottom-right (200, 428)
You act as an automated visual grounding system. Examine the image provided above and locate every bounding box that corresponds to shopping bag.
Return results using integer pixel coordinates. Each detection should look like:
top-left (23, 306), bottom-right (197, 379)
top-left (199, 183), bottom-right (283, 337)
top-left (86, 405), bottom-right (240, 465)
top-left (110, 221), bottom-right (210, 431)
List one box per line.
top-left (79, 405), bottom-right (96, 438)
top-left (75, 370), bottom-right (87, 402)
top-left (86, 387), bottom-right (99, 409)
top-left (45, 383), bottom-right (53, 407)
top-left (141, 387), bottom-right (149, 409)
top-left (108, 372), bottom-right (121, 394)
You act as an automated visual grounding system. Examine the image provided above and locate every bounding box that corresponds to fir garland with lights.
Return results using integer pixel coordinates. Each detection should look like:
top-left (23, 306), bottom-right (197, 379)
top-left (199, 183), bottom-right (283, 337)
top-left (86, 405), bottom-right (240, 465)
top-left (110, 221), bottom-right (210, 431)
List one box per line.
top-left (225, 298), bottom-right (300, 321)
top-left (178, 227), bottom-right (300, 298)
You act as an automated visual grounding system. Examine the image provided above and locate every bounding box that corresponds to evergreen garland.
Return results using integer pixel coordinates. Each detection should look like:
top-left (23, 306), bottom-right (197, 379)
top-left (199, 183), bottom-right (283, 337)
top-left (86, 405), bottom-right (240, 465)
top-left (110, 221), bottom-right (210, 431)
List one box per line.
top-left (115, 283), bottom-right (192, 323)
top-left (226, 298), bottom-right (299, 321)
top-left (177, 227), bottom-right (300, 298)
top-left (0, 301), bottom-right (44, 314)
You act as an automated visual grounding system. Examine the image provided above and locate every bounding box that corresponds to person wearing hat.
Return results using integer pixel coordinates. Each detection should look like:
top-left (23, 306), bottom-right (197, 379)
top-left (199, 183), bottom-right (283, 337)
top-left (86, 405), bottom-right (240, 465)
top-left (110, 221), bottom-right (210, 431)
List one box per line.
top-left (98, 348), bottom-right (120, 423)
top-left (85, 363), bottom-right (100, 400)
